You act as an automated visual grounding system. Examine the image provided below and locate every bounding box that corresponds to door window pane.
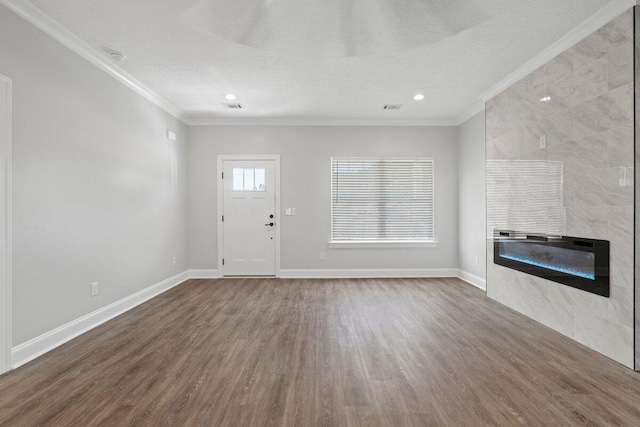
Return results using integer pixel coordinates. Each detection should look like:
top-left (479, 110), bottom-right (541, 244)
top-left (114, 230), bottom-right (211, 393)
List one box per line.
top-left (243, 168), bottom-right (255, 190)
top-left (254, 168), bottom-right (266, 190)
top-left (233, 168), bottom-right (244, 191)
top-left (232, 167), bottom-right (267, 192)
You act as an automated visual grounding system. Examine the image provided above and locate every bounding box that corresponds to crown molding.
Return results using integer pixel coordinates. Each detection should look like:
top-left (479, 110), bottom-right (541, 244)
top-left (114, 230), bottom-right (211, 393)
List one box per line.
top-left (186, 117), bottom-right (460, 127)
top-left (0, 0), bottom-right (464, 129)
top-left (454, 102), bottom-right (485, 126)
top-left (479, 0), bottom-right (635, 102)
top-left (6, 0), bottom-right (625, 128)
top-left (0, 0), bottom-right (190, 124)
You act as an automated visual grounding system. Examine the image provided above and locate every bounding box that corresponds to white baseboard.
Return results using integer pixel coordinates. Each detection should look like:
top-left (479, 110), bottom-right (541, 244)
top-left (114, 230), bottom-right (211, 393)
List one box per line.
top-left (457, 269), bottom-right (487, 291)
top-left (11, 270), bottom-right (189, 369)
top-left (280, 268), bottom-right (458, 279)
top-left (9, 267), bottom-right (484, 369)
top-left (188, 269), bottom-right (220, 279)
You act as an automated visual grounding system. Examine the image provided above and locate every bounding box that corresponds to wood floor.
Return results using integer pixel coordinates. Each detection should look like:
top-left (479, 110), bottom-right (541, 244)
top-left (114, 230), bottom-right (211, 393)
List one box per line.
top-left (1, 278), bottom-right (640, 426)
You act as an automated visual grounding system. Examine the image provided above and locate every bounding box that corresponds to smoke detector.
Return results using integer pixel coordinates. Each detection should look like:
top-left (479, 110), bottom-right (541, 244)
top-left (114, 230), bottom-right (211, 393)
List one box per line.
top-left (103, 48), bottom-right (126, 62)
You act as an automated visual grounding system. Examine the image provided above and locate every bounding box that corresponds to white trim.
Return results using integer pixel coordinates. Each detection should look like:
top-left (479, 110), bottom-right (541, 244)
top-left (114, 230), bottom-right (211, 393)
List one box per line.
top-left (454, 103), bottom-right (485, 126)
top-left (457, 269), bottom-right (487, 291)
top-left (188, 269), bottom-right (221, 279)
top-left (0, 0), bottom-right (461, 128)
top-left (5, 266), bottom-right (487, 368)
top-left (11, 271), bottom-right (189, 369)
top-left (280, 268), bottom-right (458, 279)
top-left (4, 0), bottom-right (627, 128)
top-left (479, 0), bottom-right (635, 102)
top-left (328, 240), bottom-right (438, 249)
top-left (0, 75), bottom-right (11, 375)
top-left (217, 155), bottom-right (281, 278)
top-left (0, 0), bottom-right (189, 124)
top-left (187, 117), bottom-right (459, 127)
top-left (217, 157), bottom-right (224, 277)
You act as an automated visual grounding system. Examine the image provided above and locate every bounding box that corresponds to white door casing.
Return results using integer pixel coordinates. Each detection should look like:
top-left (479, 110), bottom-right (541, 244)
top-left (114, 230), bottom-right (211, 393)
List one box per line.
top-left (0, 74), bottom-right (12, 374)
top-left (217, 155), bottom-right (280, 277)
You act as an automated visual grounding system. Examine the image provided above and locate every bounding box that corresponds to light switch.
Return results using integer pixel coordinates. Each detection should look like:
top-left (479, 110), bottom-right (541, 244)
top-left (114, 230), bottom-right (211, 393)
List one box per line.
top-left (539, 135), bottom-right (546, 149)
top-left (619, 167), bottom-right (632, 187)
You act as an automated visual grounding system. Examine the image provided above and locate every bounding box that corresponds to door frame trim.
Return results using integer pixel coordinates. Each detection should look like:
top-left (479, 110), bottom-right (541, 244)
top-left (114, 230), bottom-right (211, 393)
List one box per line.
top-left (217, 155), bottom-right (281, 278)
top-left (0, 74), bottom-right (12, 374)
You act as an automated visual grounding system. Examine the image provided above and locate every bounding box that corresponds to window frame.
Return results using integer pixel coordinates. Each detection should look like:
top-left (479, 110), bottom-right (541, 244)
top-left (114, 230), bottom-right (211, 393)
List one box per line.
top-left (329, 157), bottom-right (438, 248)
top-left (232, 167), bottom-right (267, 192)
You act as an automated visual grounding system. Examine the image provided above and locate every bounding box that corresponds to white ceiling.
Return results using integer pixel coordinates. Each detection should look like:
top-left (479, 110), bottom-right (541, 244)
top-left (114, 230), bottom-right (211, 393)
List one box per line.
top-left (23, 0), bottom-right (616, 123)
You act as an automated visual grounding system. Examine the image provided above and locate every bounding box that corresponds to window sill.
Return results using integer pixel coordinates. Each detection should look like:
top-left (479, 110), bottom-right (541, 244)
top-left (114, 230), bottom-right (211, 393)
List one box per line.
top-left (328, 240), bottom-right (439, 249)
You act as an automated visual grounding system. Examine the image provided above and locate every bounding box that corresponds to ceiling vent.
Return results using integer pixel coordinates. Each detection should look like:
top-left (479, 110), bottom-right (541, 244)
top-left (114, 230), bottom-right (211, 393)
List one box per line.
top-left (383, 104), bottom-right (402, 110)
top-left (222, 103), bottom-right (243, 109)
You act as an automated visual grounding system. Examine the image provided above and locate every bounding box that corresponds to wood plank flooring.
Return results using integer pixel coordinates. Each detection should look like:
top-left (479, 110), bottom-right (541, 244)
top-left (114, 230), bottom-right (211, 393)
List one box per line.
top-left (1, 278), bottom-right (640, 426)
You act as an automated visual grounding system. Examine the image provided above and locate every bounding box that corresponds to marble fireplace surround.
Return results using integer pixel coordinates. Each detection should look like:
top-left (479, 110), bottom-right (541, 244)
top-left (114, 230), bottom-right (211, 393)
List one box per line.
top-left (486, 9), bottom-right (635, 368)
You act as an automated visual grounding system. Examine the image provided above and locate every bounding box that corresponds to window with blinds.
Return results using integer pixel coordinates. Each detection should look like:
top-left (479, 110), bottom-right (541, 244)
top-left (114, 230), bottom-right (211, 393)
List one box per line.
top-left (331, 157), bottom-right (435, 243)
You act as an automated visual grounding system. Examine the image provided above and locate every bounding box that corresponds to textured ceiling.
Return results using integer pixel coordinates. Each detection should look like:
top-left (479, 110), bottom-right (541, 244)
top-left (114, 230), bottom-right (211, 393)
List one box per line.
top-left (26, 0), bottom-right (614, 122)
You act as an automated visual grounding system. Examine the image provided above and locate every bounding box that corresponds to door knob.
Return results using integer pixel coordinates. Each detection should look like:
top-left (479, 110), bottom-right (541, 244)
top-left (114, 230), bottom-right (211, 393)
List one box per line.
top-left (265, 222), bottom-right (274, 226)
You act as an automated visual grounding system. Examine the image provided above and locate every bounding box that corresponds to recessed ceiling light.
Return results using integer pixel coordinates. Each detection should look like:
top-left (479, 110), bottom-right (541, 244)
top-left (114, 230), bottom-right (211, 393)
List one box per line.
top-left (540, 96), bottom-right (551, 102)
top-left (225, 94), bottom-right (237, 100)
top-left (414, 94), bottom-right (425, 101)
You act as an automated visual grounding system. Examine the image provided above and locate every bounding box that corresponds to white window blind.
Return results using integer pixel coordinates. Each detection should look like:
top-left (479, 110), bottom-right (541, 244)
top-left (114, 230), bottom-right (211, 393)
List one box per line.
top-left (331, 157), bottom-right (435, 242)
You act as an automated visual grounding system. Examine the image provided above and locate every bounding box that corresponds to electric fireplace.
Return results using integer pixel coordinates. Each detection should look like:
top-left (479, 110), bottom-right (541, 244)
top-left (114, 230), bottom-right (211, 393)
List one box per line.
top-left (493, 230), bottom-right (610, 297)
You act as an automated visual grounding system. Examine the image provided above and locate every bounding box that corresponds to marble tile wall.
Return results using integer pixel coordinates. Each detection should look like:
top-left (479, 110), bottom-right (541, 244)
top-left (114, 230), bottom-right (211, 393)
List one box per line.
top-left (486, 9), bottom-right (635, 368)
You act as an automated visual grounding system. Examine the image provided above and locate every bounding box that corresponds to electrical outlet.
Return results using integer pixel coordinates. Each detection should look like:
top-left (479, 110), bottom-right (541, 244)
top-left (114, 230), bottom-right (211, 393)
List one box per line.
top-left (474, 257), bottom-right (479, 266)
top-left (539, 135), bottom-right (546, 149)
top-left (320, 252), bottom-right (326, 261)
top-left (291, 208), bottom-right (296, 215)
top-left (90, 282), bottom-right (98, 297)
top-left (284, 208), bottom-right (292, 216)
top-left (172, 256), bottom-right (177, 266)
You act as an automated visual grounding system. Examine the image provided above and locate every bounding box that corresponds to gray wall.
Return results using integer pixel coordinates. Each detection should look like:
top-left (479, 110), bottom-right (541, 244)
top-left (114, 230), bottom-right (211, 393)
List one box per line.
top-left (187, 126), bottom-right (459, 271)
top-left (0, 5), bottom-right (188, 346)
top-left (635, 3), bottom-right (640, 372)
top-left (457, 112), bottom-right (486, 280)
top-left (486, 10), bottom-right (634, 368)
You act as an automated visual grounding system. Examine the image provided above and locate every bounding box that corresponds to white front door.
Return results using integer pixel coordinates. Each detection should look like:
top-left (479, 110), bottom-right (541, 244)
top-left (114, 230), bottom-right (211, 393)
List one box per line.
top-left (223, 160), bottom-right (276, 275)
